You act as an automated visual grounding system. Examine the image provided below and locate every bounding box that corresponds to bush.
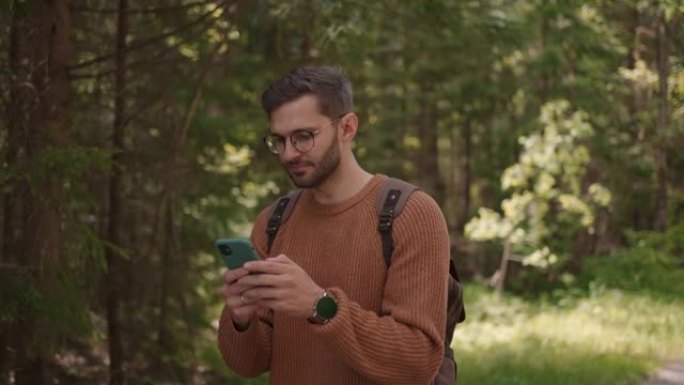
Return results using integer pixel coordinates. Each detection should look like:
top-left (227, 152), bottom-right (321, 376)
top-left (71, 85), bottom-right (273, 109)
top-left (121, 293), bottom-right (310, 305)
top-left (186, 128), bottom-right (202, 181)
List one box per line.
top-left (581, 224), bottom-right (684, 302)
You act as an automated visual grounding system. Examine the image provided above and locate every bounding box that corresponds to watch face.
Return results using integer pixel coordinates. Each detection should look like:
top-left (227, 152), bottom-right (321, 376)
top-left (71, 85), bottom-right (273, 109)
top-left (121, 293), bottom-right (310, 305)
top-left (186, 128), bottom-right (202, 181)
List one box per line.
top-left (316, 295), bottom-right (337, 320)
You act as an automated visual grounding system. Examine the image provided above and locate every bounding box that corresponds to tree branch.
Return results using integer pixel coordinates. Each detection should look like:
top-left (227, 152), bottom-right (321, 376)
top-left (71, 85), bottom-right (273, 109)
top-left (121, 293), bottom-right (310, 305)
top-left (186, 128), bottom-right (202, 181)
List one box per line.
top-left (69, 14), bottom-right (220, 80)
top-left (0, 263), bottom-right (39, 272)
top-left (174, 39), bottom-right (225, 156)
top-left (70, 0), bottom-right (219, 15)
top-left (69, 0), bottom-right (233, 71)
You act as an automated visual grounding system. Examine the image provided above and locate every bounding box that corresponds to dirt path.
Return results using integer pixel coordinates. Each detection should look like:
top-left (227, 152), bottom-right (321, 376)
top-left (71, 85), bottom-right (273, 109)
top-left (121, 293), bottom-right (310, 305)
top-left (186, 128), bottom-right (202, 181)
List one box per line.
top-left (643, 361), bottom-right (684, 385)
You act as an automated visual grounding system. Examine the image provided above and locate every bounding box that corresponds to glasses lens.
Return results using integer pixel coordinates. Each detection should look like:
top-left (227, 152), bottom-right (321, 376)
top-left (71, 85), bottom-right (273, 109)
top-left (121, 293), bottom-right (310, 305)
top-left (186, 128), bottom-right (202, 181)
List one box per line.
top-left (264, 136), bottom-right (283, 154)
top-left (291, 132), bottom-right (314, 152)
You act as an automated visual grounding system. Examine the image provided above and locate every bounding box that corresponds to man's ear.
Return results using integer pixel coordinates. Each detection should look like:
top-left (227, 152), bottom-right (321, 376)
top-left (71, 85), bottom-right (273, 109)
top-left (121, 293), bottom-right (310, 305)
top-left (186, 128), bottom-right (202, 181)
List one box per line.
top-left (338, 113), bottom-right (359, 142)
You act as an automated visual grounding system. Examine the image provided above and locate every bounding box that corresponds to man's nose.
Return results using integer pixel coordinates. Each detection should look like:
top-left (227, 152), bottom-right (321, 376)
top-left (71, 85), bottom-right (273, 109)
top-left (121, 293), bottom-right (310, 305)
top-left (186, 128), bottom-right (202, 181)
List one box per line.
top-left (279, 141), bottom-right (300, 163)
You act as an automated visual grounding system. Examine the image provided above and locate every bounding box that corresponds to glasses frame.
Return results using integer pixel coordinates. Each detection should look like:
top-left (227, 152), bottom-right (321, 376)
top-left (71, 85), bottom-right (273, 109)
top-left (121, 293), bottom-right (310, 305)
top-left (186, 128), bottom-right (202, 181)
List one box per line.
top-left (262, 113), bottom-right (347, 155)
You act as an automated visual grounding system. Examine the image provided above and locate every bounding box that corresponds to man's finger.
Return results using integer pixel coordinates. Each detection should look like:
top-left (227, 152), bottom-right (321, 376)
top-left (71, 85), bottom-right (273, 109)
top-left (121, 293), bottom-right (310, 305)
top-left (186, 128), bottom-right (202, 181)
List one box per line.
top-left (243, 259), bottom-right (291, 275)
top-left (266, 254), bottom-right (291, 263)
top-left (242, 287), bottom-right (280, 302)
top-left (223, 268), bottom-right (250, 285)
top-left (238, 271), bottom-right (283, 287)
top-left (221, 285), bottom-right (230, 300)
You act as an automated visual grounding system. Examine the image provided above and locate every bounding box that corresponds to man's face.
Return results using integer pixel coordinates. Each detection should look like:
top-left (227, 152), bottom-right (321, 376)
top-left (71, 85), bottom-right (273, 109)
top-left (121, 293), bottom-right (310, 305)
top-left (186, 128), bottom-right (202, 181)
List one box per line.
top-left (268, 95), bottom-right (341, 188)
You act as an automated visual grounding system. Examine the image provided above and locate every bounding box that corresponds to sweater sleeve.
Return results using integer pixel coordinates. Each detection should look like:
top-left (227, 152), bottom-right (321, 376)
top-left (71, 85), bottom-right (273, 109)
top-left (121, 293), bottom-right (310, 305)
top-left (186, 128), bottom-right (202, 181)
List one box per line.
top-left (216, 208), bottom-right (274, 377)
top-left (311, 191), bottom-right (450, 385)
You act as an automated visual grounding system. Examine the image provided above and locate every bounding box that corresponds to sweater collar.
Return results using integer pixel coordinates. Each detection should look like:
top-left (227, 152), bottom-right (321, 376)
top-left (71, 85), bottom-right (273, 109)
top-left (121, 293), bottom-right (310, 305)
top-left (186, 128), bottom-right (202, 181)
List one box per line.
top-left (300, 174), bottom-right (387, 216)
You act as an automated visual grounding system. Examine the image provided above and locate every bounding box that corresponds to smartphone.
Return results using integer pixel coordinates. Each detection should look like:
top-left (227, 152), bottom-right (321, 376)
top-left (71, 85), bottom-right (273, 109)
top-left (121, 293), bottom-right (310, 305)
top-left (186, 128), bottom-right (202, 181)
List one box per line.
top-left (215, 238), bottom-right (260, 270)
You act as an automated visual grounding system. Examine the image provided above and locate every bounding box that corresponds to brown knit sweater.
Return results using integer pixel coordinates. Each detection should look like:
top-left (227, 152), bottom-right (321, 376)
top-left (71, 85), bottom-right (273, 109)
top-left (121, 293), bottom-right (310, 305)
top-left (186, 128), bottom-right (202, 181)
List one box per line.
top-left (218, 174), bottom-right (450, 385)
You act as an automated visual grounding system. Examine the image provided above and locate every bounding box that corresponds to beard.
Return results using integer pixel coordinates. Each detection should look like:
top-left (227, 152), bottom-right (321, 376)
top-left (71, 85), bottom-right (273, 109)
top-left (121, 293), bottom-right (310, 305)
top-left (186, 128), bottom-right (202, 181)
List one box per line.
top-left (284, 133), bottom-right (341, 188)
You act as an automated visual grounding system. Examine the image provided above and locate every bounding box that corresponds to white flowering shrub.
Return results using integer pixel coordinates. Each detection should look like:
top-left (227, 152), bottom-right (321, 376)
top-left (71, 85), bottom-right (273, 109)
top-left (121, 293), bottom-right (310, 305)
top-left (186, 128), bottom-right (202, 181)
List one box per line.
top-left (466, 100), bottom-right (612, 275)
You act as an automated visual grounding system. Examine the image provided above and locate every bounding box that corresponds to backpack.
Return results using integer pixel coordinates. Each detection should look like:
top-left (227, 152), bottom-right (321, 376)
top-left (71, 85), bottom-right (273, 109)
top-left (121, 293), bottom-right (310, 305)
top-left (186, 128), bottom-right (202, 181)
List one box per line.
top-left (265, 177), bottom-right (466, 385)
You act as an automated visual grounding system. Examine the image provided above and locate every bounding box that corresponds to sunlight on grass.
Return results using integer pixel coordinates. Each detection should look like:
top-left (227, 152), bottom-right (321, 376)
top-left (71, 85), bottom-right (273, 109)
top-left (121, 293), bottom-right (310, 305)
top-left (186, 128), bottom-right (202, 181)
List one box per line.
top-left (453, 284), bottom-right (684, 385)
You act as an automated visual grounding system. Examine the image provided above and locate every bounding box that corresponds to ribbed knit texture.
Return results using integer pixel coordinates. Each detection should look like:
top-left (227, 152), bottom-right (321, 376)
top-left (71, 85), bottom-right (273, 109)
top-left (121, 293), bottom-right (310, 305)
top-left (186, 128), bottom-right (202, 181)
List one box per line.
top-left (218, 174), bottom-right (450, 385)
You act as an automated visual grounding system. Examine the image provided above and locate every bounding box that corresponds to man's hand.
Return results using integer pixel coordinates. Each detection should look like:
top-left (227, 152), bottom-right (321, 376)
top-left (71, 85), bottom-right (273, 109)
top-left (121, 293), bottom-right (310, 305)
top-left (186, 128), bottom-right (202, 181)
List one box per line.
top-left (239, 254), bottom-right (323, 319)
top-left (222, 267), bottom-right (261, 330)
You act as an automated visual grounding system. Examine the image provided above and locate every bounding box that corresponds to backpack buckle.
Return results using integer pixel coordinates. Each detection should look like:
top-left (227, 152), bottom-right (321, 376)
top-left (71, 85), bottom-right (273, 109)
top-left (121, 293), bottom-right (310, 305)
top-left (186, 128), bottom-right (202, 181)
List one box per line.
top-left (266, 217), bottom-right (280, 235)
top-left (378, 213), bottom-right (393, 232)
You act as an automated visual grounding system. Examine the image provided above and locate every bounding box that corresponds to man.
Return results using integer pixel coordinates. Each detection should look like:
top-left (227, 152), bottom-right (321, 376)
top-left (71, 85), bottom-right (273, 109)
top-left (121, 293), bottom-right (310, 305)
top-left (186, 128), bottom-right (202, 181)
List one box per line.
top-left (218, 66), bottom-right (451, 385)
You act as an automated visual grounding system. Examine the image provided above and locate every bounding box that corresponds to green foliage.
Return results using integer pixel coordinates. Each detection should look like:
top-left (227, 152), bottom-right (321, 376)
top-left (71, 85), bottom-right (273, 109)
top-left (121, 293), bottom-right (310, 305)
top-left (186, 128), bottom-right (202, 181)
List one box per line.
top-left (0, 142), bottom-right (112, 362)
top-left (581, 223), bottom-right (684, 301)
top-left (37, 268), bottom-right (94, 338)
top-left (0, 268), bottom-right (92, 340)
top-left (33, 145), bottom-right (111, 182)
top-left (19, 145), bottom-right (112, 218)
top-left (0, 141), bottom-right (102, 188)
top-left (3, 0), bottom-right (29, 17)
top-left (0, 273), bottom-right (41, 323)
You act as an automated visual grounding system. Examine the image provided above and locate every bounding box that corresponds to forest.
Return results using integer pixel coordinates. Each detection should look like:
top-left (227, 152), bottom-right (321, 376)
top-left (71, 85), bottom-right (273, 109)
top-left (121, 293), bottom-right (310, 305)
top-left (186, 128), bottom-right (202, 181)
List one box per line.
top-left (1, 0), bottom-right (683, 384)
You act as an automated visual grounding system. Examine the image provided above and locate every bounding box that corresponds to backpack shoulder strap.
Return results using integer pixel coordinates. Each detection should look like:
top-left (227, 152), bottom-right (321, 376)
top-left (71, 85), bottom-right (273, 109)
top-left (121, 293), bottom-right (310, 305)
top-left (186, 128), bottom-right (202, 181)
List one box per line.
top-left (266, 189), bottom-right (302, 254)
top-left (376, 177), bottom-right (420, 267)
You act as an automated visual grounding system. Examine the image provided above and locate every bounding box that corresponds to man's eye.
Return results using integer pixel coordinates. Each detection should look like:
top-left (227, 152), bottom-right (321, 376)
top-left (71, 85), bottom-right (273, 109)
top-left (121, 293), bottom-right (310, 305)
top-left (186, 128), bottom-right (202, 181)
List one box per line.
top-left (293, 132), bottom-right (312, 141)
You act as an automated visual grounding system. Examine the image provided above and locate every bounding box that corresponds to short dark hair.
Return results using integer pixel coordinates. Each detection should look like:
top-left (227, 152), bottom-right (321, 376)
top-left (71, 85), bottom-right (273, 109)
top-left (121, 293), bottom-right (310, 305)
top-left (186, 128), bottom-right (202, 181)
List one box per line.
top-left (261, 66), bottom-right (353, 119)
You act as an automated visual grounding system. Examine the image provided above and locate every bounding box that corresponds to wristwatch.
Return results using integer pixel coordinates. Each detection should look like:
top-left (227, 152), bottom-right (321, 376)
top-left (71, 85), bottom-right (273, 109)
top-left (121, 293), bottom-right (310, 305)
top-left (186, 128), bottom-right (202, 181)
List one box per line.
top-left (308, 290), bottom-right (337, 325)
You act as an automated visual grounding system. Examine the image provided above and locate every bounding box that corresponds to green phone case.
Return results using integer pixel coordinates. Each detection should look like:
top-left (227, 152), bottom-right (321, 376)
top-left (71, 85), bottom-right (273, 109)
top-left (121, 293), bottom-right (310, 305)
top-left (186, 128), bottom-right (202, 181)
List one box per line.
top-left (215, 238), bottom-right (260, 269)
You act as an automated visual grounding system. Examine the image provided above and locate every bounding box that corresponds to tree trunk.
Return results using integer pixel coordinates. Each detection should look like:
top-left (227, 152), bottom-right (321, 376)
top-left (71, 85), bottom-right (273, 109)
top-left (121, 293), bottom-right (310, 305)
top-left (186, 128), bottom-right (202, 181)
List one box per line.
top-left (653, 10), bottom-right (669, 232)
top-left (538, 0), bottom-right (549, 102)
top-left (417, 81), bottom-right (446, 208)
top-left (106, 0), bottom-right (128, 384)
top-left (2, 0), bottom-right (23, 268)
top-left (300, 0), bottom-right (314, 60)
top-left (628, 6), bottom-right (648, 230)
top-left (11, 0), bottom-right (71, 384)
top-left (157, 202), bottom-right (173, 351)
top-left (153, 39), bottom-right (224, 378)
top-left (1, 7), bottom-right (25, 383)
top-left (495, 238), bottom-right (511, 298)
top-left (457, 119), bottom-right (472, 235)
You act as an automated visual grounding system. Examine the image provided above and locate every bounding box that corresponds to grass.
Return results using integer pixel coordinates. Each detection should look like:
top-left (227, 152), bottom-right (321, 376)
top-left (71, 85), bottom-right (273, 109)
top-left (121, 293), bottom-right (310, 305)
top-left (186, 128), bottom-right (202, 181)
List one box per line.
top-left (453, 283), bottom-right (684, 385)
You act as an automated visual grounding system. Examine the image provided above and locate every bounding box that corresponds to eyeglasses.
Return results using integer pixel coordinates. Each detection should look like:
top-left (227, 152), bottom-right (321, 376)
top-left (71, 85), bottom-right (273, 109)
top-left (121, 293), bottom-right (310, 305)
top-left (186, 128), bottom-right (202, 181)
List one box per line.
top-left (263, 114), bottom-right (345, 155)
